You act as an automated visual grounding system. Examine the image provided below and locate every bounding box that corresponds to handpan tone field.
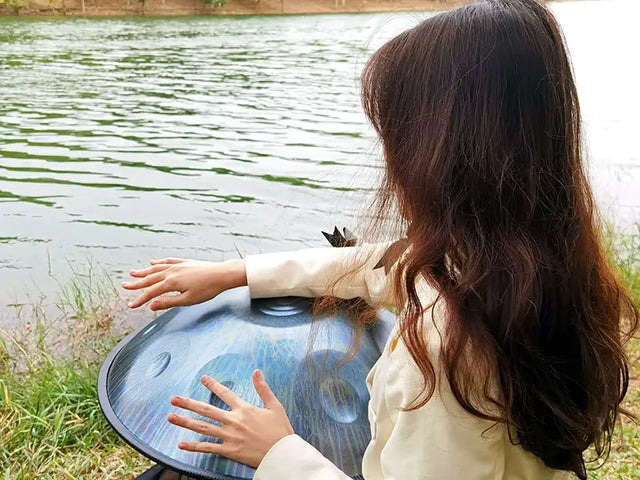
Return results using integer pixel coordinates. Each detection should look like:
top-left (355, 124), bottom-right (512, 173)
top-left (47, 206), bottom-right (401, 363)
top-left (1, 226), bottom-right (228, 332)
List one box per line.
top-left (98, 287), bottom-right (395, 480)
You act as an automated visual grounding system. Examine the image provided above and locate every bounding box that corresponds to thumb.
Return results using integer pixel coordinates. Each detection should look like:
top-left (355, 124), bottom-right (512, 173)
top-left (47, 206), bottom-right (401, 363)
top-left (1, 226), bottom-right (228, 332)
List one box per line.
top-left (252, 370), bottom-right (279, 409)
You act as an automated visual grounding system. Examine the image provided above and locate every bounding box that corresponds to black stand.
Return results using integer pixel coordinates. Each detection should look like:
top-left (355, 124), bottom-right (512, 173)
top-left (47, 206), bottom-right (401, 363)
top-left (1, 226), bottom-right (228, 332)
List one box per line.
top-left (136, 465), bottom-right (198, 480)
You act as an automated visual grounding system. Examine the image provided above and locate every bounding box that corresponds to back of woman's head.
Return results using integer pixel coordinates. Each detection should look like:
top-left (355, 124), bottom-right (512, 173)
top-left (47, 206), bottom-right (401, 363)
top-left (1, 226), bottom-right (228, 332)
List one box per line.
top-left (361, 0), bottom-right (639, 477)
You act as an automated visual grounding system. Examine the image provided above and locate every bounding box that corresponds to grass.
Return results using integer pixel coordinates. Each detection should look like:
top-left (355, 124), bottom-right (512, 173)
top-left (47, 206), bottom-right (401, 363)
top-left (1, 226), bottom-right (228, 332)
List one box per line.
top-left (589, 223), bottom-right (640, 479)
top-left (0, 227), bottom-right (639, 479)
top-left (0, 265), bottom-right (154, 478)
top-left (0, 357), bottom-right (152, 478)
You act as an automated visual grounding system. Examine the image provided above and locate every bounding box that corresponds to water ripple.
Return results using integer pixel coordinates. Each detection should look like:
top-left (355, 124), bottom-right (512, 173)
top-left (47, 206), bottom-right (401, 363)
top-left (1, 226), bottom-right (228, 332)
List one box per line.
top-left (0, 5), bottom-right (638, 318)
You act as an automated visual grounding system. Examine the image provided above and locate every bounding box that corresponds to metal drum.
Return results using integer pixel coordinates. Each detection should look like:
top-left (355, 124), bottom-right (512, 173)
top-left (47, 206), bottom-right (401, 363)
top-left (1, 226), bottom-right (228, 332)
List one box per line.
top-left (98, 286), bottom-right (395, 480)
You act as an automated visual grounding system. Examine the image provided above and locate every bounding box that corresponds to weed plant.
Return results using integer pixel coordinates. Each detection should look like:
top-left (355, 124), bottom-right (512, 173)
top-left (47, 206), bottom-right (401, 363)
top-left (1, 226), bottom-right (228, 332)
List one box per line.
top-left (0, 228), bottom-right (638, 478)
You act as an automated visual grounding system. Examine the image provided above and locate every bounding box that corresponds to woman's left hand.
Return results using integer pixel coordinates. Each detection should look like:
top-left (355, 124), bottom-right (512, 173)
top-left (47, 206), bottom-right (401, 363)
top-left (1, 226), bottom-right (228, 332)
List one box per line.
top-left (167, 370), bottom-right (294, 468)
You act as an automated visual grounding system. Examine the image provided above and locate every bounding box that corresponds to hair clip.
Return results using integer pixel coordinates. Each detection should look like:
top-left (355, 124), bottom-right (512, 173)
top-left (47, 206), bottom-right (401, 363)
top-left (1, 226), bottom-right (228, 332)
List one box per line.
top-left (321, 226), bottom-right (357, 248)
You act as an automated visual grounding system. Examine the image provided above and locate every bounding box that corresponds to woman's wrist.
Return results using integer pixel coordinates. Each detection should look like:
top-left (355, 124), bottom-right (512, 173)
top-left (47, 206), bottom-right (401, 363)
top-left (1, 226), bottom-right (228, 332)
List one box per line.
top-left (222, 259), bottom-right (248, 290)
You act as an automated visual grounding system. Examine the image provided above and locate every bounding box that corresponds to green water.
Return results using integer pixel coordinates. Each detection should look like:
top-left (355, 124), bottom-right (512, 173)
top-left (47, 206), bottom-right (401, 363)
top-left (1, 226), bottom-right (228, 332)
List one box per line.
top-left (1, 2), bottom-right (639, 321)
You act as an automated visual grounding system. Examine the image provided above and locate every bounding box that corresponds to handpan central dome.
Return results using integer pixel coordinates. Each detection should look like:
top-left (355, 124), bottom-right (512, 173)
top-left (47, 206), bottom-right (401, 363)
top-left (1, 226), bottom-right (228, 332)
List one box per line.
top-left (98, 287), bottom-right (395, 480)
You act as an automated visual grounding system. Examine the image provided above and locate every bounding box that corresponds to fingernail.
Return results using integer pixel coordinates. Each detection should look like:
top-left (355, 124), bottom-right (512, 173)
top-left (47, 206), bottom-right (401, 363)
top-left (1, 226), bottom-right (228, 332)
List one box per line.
top-left (167, 414), bottom-right (177, 422)
top-left (128, 302), bottom-right (134, 308)
top-left (256, 370), bottom-right (263, 380)
top-left (150, 302), bottom-right (158, 310)
top-left (178, 442), bottom-right (187, 449)
top-left (122, 282), bottom-right (129, 287)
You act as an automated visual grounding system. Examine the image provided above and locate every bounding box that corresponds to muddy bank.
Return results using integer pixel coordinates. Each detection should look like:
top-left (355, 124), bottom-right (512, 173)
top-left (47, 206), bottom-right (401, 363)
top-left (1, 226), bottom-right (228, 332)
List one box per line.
top-left (1, 0), bottom-right (469, 17)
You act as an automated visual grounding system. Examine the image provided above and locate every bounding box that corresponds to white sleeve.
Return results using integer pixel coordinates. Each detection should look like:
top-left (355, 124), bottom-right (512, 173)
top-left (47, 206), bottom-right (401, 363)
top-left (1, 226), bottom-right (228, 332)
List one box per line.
top-left (254, 435), bottom-right (352, 480)
top-left (244, 243), bottom-right (397, 307)
top-left (252, 401), bottom-right (506, 480)
top-left (254, 336), bottom-right (521, 480)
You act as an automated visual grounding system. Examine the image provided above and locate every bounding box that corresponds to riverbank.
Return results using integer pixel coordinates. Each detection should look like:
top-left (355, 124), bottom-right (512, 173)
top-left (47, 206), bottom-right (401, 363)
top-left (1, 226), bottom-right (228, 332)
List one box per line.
top-left (1, 225), bottom-right (639, 478)
top-left (0, 0), bottom-right (469, 17)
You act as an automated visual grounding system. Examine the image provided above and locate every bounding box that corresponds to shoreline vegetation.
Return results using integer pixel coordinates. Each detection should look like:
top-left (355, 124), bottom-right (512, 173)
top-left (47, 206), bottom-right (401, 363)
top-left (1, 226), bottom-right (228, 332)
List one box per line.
top-left (0, 0), bottom-right (470, 18)
top-left (0, 225), bottom-right (639, 478)
top-left (0, 0), bottom-right (580, 19)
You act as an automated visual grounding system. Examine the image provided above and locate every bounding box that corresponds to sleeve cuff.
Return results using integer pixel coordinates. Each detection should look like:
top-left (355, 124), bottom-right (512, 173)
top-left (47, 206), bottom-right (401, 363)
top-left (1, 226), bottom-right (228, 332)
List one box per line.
top-left (254, 434), bottom-right (314, 479)
top-left (244, 252), bottom-right (287, 298)
top-left (254, 434), bottom-right (350, 480)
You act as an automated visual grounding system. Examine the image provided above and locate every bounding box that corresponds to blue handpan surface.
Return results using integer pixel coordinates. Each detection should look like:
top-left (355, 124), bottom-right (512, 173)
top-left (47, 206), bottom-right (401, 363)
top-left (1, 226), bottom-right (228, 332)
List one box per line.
top-left (98, 287), bottom-right (395, 480)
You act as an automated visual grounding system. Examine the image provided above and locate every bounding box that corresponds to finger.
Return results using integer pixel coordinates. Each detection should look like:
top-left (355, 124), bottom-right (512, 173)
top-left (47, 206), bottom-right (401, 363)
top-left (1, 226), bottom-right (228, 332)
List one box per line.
top-left (167, 413), bottom-right (226, 439)
top-left (170, 395), bottom-right (228, 423)
top-left (128, 264), bottom-right (172, 278)
top-left (150, 294), bottom-right (192, 311)
top-left (177, 441), bottom-right (227, 455)
top-left (151, 258), bottom-right (186, 265)
top-left (252, 370), bottom-right (280, 409)
top-left (201, 376), bottom-right (244, 410)
top-left (127, 282), bottom-right (175, 309)
top-left (122, 271), bottom-right (166, 291)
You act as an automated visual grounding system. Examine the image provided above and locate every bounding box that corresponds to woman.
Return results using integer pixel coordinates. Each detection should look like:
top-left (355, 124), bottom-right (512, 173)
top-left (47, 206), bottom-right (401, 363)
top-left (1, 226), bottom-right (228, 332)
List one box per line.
top-left (123, 0), bottom-right (638, 478)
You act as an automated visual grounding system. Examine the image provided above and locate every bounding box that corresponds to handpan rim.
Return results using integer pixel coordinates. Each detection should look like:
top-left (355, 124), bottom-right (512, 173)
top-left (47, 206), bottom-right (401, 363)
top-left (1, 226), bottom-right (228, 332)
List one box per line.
top-left (98, 308), bottom-right (238, 480)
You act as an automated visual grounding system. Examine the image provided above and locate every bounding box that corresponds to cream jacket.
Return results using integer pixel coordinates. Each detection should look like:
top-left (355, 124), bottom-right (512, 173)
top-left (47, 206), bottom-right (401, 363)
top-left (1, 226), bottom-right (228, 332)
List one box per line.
top-left (244, 244), bottom-right (570, 480)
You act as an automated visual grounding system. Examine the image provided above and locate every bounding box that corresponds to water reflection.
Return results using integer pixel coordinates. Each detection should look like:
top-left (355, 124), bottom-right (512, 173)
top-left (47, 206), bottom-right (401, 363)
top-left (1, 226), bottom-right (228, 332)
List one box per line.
top-left (0, 2), bottom-right (638, 321)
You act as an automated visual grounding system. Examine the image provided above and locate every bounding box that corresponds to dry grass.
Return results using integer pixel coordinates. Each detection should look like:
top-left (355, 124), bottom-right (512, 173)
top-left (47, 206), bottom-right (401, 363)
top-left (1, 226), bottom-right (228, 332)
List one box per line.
top-left (0, 265), bottom-right (153, 479)
top-left (589, 337), bottom-right (640, 479)
top-left (0, 359), bottom-right (153, 478)
top-left (1, 227), bottom-right (639, 479)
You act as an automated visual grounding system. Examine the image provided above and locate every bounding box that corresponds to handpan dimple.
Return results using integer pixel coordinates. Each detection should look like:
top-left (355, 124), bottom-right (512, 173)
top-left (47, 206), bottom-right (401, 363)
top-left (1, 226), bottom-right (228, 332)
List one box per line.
top-left (98, 287), bottom-right (395, 480)
top-left (258, 297), bottom-right (308, 317)
top-left (113, 333), bottom-right (192, 398)
top-left (319, 378), bottom-right (359, 424)
top-left (147, 352), bottom-right (172, 378)
top-left (183, 354), bottom-right (259, 479)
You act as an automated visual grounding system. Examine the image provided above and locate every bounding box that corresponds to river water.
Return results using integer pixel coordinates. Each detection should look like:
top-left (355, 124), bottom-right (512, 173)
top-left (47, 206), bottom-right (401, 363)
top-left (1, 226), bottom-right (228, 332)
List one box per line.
top-left (1, 0), bottom-right (638, 324)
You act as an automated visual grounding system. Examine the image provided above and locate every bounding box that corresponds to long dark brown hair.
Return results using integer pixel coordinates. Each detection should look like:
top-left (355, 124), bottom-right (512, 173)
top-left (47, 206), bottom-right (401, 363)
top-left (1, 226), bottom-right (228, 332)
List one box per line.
top-left (330, 0), bottom-right (639, 478)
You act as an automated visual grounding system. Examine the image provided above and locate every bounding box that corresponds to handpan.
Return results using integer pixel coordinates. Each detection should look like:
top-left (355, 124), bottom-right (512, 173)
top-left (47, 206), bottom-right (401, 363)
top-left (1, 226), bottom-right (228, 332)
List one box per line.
top-left (98, 286), bottom-right (396, 480)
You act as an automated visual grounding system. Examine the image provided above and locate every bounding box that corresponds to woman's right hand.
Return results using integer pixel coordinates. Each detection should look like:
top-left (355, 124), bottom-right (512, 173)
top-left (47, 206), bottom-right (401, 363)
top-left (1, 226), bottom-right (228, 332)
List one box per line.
top-left (122, 258), bottom-right (247, 311)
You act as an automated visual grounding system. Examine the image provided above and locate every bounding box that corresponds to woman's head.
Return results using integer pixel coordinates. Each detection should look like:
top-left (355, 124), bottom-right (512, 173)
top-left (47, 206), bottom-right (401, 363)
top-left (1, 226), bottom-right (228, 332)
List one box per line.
top-left (363, 0), bottom-right (580, 233)
top-left (361, 0), bottom-right (638, 478)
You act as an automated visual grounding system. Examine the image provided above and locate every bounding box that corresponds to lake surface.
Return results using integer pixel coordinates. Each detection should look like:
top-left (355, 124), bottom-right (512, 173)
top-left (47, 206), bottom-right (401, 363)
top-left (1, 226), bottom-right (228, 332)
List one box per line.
top-left (1, 0), bottom-right (639, 323)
